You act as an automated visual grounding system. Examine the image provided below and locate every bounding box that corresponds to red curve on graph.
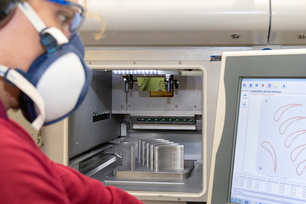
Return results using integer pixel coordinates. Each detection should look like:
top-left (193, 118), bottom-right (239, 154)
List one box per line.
top-left (297, 160), bottom-right (306, 176)
top-left (261, 141), bottom-right (277, 173)
top-left (279, 117), bottom-right (306, 135)
top-left (274, 104), bottom-right (302, 122)
top-left (285, 130), bottom-right (306, 148)
top-left (290, 144), bottom-right (306, 162)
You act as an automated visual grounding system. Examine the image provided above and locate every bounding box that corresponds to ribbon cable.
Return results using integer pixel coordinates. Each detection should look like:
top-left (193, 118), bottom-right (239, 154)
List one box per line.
top-left (0, 65), bottom-right (45, 131)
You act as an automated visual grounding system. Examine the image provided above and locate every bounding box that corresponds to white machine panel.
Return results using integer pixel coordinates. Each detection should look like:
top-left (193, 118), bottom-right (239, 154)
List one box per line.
top-left (270, 0), bottom-right (306, 45)
top-left (80, 0), bottom-right (269, 46)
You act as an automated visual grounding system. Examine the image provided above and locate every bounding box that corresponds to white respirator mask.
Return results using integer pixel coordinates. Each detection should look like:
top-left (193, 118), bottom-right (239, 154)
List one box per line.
top-left (0, 2), bottom-right (91, 130)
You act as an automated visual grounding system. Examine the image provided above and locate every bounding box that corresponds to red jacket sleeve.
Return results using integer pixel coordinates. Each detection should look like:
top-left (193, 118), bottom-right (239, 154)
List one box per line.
top-left (0, 120), bottom-right (70, 204)
top-left (53, 163), bottom-right (144, 204)
top-left (0, 119), bottom-right (143, 204)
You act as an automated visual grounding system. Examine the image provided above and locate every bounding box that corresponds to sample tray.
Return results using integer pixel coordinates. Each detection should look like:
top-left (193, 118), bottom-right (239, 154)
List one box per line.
top-left (112, 160), bottom-right (195, 180)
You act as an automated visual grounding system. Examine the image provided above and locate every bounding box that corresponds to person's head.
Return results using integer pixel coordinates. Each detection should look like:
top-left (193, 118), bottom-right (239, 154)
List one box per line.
top-left (1, 0), bottom-right (81, 78)
top-left (0, 0), bottom-right (91, 130)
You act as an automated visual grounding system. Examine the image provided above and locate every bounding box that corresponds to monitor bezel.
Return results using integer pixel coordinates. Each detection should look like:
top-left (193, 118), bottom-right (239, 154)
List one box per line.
top-left (227, 76), bottom-right (243, 203)
top-left (209, 49), bottom-right (306, 204)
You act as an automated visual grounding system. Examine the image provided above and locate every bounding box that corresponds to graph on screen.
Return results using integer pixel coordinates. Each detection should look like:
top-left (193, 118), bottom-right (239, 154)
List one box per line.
top-left (256, 96), bottom-right (306, 179)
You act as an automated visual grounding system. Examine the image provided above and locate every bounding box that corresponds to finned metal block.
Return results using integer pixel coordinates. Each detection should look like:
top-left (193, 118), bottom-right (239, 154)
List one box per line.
top-left (146, 141), bottom-right (171, 168)
top-left (150, 143), bottom-right (177, 170)
top-left (154, 144), bottom-right (184, 172)
top-left (122, 142), bottom-right (135, 171)
top-left (138, 139), bottom-right (165, 164)
top-left (114, 138), bottom-right (187, 180)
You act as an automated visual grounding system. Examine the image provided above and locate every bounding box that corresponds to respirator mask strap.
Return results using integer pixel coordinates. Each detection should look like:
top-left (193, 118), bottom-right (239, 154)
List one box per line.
top-left (18, 2), bottom-right (69, 46)
top-left (0, 65), bottom-right (45, 131)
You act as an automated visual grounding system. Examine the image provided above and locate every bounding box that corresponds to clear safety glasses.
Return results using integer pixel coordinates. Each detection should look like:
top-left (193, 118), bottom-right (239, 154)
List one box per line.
top-left (0, 0), bottom-right (85, 35)
top-left (48, 0), bottom-right (85, 35)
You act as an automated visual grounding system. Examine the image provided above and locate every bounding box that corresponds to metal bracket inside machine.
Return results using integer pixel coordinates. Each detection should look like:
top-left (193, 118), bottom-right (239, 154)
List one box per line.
top-left (123, 75), bottom-right (136, 93)
top-left (122, 74), bottom-right (179, 93)
top-left (165, 74), bottom-right (179, 93)
top-left (113, 70), bottom-right (180, 93)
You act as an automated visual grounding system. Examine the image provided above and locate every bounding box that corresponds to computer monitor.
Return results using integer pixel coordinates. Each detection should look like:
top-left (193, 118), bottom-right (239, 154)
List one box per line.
top-left (208, 49), bottom-right (306, 204)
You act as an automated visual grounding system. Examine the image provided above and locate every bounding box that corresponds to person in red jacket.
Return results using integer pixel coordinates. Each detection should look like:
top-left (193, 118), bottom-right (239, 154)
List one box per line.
top-left (0, 0), bottom-right (144, 203)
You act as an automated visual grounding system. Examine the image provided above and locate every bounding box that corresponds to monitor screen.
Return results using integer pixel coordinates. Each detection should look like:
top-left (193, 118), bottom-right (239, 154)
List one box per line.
top-left (230, 78), bottom-right (306, 204)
